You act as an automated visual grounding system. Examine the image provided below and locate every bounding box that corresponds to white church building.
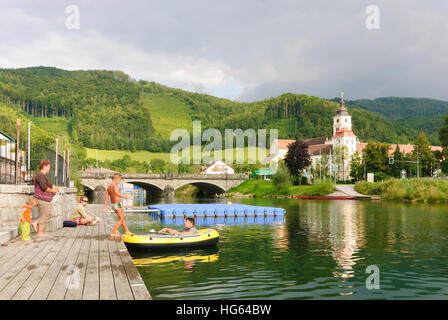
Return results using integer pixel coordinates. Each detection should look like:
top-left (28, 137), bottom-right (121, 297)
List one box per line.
top-left (262, 92), bottom-right (360, 181)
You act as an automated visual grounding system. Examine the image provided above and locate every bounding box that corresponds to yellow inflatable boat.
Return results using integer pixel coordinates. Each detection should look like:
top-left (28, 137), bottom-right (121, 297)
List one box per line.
top-left (122, 228), bottom-right (219, 250)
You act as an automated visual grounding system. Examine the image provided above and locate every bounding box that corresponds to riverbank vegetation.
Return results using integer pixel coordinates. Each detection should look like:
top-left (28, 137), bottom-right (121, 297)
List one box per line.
top-left (349, 132), bottom-right (442, 182)
top-left (355, 178), bottom-right (448, 202)
top-left (227, 180), bottom-right (334, 198)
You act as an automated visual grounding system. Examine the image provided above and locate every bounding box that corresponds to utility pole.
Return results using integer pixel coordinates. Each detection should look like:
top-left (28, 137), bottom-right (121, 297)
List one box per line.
top-left (63, 150), bottom-right (66, 186)
top-left (15, 118), bottom-right (20, 184)
top-left (66, 145), bottom-right (69, 187)
top-left (54, 136), bottom-right (59, 185)
top-left (416, 145), bottom-right (419, 178)
top-left (329, 149), bottom-right (333, 180)
top-left (319, 149), bottom-right (322, 180)
top-left (363, 157), bottom-right (366, 181)
top-left (27, 122), bottom-right (31, 173)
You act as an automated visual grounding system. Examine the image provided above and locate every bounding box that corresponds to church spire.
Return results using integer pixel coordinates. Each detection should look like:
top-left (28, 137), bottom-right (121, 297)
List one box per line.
top-left (336, 91), bottom-right (349, 116)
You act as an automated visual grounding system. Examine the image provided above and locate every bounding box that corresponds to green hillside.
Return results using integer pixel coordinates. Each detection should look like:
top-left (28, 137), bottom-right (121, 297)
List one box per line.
top-left (0, 102), bottom-right (87, 178)
top-left (0, 103), bottom-right (54, 147)
top-left (140, 81), bottom-right (422, 145)
top-left (141, 93), bottom-right (192, 138)
top-left (0, 66), bottom-right (166, 152)
top-left (0, 66), bottom-right (439, 161)
top-left (329, 97), bottom-right (448, 145)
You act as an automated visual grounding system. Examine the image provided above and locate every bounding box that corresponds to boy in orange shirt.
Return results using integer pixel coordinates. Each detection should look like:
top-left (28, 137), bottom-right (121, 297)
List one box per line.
top-left (21, 198), bottom-right (38, 241)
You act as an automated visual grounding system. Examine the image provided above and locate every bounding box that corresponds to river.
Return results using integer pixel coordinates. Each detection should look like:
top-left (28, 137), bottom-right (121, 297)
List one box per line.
top-left (124, 197), bottom-right (448, 300)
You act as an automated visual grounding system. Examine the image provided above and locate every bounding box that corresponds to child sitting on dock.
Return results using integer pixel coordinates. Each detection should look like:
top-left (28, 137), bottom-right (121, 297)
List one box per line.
top-left (104, 173), bottom-right (133, 239)
top-left (158, 217), bottom-right (198, 236)
top-left (20, 198), bottom-right (37, 241)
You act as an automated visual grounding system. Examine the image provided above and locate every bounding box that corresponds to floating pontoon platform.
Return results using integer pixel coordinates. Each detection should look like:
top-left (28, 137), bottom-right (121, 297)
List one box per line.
top-left (147, 203), bottom-right (285, 218)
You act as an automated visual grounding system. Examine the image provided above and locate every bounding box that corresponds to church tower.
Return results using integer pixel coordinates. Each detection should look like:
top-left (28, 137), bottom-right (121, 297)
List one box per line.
top-left (333, 92), bottom-right (352, 136)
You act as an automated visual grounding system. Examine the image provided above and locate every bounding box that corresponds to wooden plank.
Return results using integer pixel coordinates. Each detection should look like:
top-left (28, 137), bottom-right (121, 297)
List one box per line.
top-left (0, 228), bottom-right (66, 299)
top-left (81, 216), bottom-right (100, 300)
top-left (28, 227), bottom-right (82, 300)
top-left (0, 237), bottom-right (26, 263)
top-left (46, 225), bottom-right (90, 300)
top-left (0, 237), bottom-right (32, 270)
top-left (11, 228), bottom-right (71, 300)
top-left (106, 230), bottom-right (134, 300)
top-left (99, 220), bottom-right (117, 300)
top-left (0, 231), bottom-right (62, 294)
top-left (64, 221), bottom-right (95, 300)
top-left (95, 204), bottom-right (151, 300)
top-left (93, 205), bottom-right (134, 299)
top-left (116, 239), bottom-right (151, 300)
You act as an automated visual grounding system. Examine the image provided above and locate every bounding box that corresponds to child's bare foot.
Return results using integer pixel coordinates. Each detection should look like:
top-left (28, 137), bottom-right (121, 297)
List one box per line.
top-left (110, 234), bottom-right (121, 240)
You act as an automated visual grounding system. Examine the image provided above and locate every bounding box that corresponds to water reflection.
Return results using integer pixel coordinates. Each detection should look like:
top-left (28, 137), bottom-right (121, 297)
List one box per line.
top-left (132, 248), bottom-right (219, 274)
top-left (328, 201), bottom-right (365, 284)
top-left (279, 201), bottom-right (367, 283)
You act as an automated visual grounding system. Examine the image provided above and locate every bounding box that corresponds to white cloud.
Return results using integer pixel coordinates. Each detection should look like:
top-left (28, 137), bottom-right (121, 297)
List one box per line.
top-left (0, 21), bottom-right (235, 93)
top-left (0, 0), bottom-right (447, 101)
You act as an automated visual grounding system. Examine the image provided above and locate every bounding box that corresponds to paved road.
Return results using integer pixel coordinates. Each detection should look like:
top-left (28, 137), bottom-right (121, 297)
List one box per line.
top-left (335, 185), bottom-right (370, 198)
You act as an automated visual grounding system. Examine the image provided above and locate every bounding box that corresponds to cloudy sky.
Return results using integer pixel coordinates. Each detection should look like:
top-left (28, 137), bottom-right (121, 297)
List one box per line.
top-left (0, 0), bottom-right (447, 102)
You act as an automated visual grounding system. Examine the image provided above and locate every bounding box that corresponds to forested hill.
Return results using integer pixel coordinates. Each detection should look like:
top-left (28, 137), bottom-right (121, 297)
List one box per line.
top-left (0, 67), bottom-right (163, 152)
top-left (0, 67), bottom-right (435, 155)
top-left (139, 81), bottom-right (422, 145)
top-left (328, 97), bottom-right (448, 145)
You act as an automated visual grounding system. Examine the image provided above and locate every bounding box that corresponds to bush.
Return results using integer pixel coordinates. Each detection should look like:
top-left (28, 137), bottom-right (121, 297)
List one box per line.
top-left (301, 176), bottom-right (308, 185)
top-left (355, 178), bottom-right (448, 202)
top-left (272, 162), bottom-right (292, 188)
top-left (374, 172), bottom-right (388, 182)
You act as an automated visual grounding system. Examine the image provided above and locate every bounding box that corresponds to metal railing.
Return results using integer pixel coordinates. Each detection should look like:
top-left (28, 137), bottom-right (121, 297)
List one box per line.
top-left (28, 143), bottom-right (68, 186)
top-left (0, 155), bottom-right (16, 184)
top-left (0, 141), bottom-right (69, 187)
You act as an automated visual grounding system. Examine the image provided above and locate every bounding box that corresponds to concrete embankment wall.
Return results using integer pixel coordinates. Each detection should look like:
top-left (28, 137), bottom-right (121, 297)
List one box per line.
top-left (0, 184), bottom-right (78, 243)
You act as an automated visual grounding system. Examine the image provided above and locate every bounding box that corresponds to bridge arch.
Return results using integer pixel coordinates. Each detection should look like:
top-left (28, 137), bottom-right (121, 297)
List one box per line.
top-left (174, 181), bottom-right (226, 198)
top-left (82, 184), bottom-right (94, 202)
top-left (125, 180), bottom-right (165, 204)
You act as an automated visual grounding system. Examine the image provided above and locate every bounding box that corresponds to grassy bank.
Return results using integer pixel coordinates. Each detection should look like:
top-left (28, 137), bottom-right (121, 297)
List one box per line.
top-left (355, 178), bottom-right (448, 202)
top-left (227, 180), bottom-right (334, 198)
top-left (86, 146), bottom-right (268, 164)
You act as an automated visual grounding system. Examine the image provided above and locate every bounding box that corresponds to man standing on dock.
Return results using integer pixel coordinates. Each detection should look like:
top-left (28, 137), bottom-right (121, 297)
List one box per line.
top-left (104, 174), bottom-right (133, 239)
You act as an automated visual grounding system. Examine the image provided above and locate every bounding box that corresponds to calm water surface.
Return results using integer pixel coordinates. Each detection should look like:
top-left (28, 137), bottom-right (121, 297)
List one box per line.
top-left (124, 198), bottom-right (448, 300)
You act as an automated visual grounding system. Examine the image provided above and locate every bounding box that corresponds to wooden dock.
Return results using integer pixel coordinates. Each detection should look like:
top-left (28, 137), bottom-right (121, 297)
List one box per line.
top-left (0, 205), bottom-right (151, 300)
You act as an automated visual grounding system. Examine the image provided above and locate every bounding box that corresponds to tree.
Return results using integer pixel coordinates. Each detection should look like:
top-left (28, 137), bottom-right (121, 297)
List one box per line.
top-left (439, 115), bottom-right (448, 147)
top-left (362, 141), bottom-right (391, 176)
top-left (390, 145), bottom-right (404, 178)
top-left (150, 159), bottom-right (166, 173)
top-left (333, 145), bottom-right (349, 181)
top-left (349, 151), bottom-right (364, 181)
top-left (438, 115), bottom-right (448, 174)
top-left (272, 161), bottom-right (292, 188)
top-left (412, 132), bottom-right (433, 177)
top-left (283, 139), bottom-right (311, 181)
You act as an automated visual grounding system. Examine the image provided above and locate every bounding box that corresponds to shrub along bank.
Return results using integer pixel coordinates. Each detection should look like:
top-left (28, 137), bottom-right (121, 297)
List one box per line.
top-left (355, 178), bottom-right (448, 202)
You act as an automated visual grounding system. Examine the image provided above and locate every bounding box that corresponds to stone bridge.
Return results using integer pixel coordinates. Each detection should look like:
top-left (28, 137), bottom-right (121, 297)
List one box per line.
top-left (79, 172), bottom-right (248, 203)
